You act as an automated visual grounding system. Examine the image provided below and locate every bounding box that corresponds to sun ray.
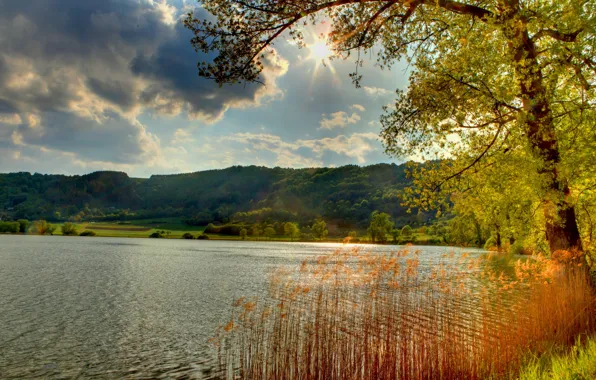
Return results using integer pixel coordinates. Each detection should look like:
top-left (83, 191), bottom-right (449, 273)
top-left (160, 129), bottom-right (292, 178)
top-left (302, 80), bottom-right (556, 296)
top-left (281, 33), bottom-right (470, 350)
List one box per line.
top-left (303, 33), bottom-right (339, 93)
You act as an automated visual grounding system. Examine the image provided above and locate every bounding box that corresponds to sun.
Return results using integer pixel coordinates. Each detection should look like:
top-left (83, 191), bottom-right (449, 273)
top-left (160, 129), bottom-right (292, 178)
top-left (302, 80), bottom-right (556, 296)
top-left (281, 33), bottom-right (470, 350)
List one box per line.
top-left (307, 36), bottom-right (333, 63)
top-left (300, 32), bottom-right (339, 90)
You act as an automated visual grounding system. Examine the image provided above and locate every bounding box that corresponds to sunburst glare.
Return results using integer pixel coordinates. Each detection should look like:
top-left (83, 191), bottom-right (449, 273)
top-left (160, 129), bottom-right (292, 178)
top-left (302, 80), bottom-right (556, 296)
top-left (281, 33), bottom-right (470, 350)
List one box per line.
top-left (303, 34), bottom-right (338, 91)
top-left (307, 37), bottom-right (333, 63)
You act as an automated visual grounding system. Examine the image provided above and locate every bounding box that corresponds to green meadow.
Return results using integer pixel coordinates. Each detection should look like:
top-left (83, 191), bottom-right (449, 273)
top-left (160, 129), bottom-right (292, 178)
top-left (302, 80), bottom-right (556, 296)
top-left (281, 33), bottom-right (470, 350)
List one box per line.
top-left (50, 218), bottom-right (205, 239)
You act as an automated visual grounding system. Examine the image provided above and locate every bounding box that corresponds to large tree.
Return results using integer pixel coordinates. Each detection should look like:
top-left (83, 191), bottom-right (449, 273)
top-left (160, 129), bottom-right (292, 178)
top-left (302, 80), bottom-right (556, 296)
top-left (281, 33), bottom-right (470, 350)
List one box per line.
top-left (185, 0), bottom-right (595, 253)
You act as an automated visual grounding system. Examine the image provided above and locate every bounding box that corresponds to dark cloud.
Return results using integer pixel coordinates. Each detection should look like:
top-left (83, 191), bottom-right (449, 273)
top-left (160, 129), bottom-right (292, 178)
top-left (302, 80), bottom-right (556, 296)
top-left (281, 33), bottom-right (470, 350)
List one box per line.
top-left (0, 0), bottom-right (287, 166)
top-left (11, 111), bottom-right (161, 165)
top-left (131, 22), bottom-right (287, 122)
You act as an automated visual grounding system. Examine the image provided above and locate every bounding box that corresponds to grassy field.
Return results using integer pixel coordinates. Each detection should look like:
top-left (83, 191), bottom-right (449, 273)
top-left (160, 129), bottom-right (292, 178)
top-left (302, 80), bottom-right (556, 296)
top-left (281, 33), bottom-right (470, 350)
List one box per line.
top-left (50, 219), bottom-right (205, 239)
top-left (44, 218), bottom-right (445, 244)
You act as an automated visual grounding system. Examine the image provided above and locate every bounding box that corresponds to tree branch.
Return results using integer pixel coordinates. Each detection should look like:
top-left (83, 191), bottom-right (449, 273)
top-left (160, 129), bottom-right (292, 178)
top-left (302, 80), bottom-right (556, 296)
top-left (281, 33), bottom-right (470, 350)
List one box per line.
top-left (532, 28), bottom-right (583, 43)
top-left (435, 122), bottom-right (504, 191)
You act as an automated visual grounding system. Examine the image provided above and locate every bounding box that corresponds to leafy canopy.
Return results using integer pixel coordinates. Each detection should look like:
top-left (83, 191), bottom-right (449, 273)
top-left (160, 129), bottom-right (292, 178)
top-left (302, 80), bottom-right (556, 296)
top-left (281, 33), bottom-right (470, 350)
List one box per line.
top-left (186, 0), bottom-right (596, 253)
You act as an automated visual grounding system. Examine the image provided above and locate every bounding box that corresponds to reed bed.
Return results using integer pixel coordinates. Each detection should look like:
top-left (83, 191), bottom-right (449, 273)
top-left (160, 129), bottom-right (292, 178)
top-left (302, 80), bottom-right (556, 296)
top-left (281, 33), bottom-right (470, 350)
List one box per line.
top-left (211, 247), bottom-right (595, 379)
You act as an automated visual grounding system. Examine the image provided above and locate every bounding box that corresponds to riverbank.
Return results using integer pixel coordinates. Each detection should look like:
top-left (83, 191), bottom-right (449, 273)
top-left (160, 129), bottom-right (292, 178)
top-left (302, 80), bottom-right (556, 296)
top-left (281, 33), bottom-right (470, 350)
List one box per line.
top-left (2, 218), bottom-right (452, 246)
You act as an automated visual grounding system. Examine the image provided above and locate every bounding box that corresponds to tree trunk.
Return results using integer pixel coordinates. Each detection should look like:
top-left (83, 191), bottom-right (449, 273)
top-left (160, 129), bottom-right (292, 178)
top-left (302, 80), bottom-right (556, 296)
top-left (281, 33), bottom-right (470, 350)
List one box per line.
top-left (495, 225), bottom-right (502, 249)
top-left (506, 15), bottom-right (583, 253)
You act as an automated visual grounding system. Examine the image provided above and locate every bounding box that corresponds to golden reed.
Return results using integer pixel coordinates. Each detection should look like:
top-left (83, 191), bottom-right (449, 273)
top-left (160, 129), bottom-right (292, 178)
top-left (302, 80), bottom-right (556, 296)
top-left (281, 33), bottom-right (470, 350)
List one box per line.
top-left (211, 246), bottom-right (595, 379)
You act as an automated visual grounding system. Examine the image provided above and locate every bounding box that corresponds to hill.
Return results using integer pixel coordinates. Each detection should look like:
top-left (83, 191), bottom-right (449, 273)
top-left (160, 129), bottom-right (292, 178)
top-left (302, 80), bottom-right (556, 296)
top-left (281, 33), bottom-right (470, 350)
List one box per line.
top-left (0, 164), bottom-right (429, 229)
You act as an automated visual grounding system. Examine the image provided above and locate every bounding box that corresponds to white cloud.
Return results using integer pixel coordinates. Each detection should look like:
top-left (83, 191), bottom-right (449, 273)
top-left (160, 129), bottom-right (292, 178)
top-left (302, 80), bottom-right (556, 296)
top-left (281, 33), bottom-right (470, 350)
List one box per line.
top-left (0, 113), bottom-right (21, 125)
top-left (298, 133), bottom-right (379, 164)
top-left (171, 128), bottom-right (195, 145)
top-left (363, 86), bottom-right (393, 97)
top-left (351, 104), bottom-right (366, 112)
top-left (219, 132), bottom-right (379, 167)
top-left (319, 111), bottom-right (361, 130)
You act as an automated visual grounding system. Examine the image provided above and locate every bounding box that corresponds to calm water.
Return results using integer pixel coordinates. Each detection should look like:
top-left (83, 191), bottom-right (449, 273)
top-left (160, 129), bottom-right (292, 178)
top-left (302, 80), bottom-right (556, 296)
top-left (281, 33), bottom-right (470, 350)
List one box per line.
top-left (0, 235), bottom-right (477, 379)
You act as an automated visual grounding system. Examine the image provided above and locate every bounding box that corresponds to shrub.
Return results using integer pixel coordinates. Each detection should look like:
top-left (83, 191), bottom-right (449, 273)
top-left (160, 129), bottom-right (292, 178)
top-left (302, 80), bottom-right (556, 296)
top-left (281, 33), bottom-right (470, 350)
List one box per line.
top-left (17, 219), bottom-right (30, 233)
top-left (61, 222), bottom-right (78, 236)
top-left (182, 232), bottom-right (195, 239)
top-left (29, 220), bottom-right (56, 235)
top-left (484, 236), bottom-right (498, 250)
top-left (0, 221), bottom-right (20, 233)
top-left (205, 223), bottom-right (244, 235)
top-left (510, 241), bottom-right (528, 255)
top-left (401, 225), bottom-right (413, 237)
top-left (197, 234), bottom-right (210, 240)
top-left (79, 231), bottom-right (97, 237)
top-left (149, 231), bottom-right (164, 238)
top-left (263, 227), bottom-right (276, 239)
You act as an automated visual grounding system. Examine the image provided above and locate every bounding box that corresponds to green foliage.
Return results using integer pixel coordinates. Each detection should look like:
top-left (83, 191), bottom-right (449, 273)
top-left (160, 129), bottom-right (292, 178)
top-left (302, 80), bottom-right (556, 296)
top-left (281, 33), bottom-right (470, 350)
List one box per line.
top-left (311, 220), bottom-right (328, 240)
top-left (263, 227), bottom-right (276, 240)
top-left (61, 222), bottom-right (78, 236)
top-left (17, 219), bottom-right (30, 233)
top-left (390, 229), bottom-right (400, 243)
top-left (149, 231), bottom-right (166, 238)
top-left (283, 222), bottom-right (300, 241)
top-left (367, 211), bottom-right (394, 244)
top-left (186, 0), bottom-right (596, 254)
top-left (0, 221), bottom-right (19, 233)
top-left (0, 164), bottom-right (424, 229)
top-left (401, 225), bottom-right (413, 238)
top-left (182, 232), bottom-right (195, 239)
top-left (251, 225), bottom-right (261, 239)
top-left (509, 241), bottom-right (528, 256)
top-left (518, 337), bottom-right (596, 380)
top-left (239, 228), bottom-right (248, 240)
top-left (484, 236), bottom-right (498, 250)
top-left (197, 234), bottom-right (210, 240)
top-left (205, 223), bottom-right (245, 235)
top-left (79, 231), bottom-right (97, 237)
top-left (29, 220), bottom-right (55, 235)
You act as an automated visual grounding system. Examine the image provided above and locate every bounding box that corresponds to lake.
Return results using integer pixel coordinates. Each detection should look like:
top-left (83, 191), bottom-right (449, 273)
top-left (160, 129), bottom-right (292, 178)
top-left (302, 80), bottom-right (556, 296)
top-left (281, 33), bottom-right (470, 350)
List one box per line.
top-left (0, 235), bottom-right (478, 379)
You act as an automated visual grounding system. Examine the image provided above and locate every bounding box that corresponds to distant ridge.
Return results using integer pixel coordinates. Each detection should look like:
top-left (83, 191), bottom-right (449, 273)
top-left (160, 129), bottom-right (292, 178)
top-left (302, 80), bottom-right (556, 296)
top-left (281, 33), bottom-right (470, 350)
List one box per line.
top-left (0, 164), bottom-right (428, 228)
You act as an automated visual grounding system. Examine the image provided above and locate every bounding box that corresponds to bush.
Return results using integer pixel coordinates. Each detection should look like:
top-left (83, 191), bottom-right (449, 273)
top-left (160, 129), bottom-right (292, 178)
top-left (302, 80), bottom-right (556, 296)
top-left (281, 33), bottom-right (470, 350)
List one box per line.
top-left (149, 231), bottom-right (165, 238)
top-left (401, 225), bottom-right (413, 237)
top-left (79, 231), bottom-right (97, 237)
top-left (205, 223), bottom-right (245, 235)
top-left (197, 234), bottom-right (210, 240)
top-left (17, 219), bottom-right (30, 233)
top-left (510, 241), bottom-right (528, 255)
top-left (182, 232), bottom-right (195, 239)
top-left (61, 222), bottom-right (78, 236)
top-left (0, 221), bottom-right (20, 233)
top-left (29, 220), bottom-right (56, 235)
top-left (484, 236), bottom-right (498, 250)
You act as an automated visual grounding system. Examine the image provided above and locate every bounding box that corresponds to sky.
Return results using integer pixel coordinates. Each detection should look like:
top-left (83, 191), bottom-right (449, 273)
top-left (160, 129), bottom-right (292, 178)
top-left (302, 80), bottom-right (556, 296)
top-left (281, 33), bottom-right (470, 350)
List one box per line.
top-left (0, 0), bottom-right (411, 178)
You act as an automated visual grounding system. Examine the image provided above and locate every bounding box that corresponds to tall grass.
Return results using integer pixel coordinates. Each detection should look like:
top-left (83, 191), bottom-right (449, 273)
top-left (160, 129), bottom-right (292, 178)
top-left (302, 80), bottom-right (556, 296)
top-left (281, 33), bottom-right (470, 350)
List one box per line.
top-left (211, 247), bottom-right (595, 379)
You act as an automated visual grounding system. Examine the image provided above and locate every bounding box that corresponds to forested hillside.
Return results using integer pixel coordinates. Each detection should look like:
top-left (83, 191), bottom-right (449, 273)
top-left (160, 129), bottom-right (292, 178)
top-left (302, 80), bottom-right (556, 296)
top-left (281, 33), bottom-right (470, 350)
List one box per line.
top-left (0, 164), bottom-right (430, 228)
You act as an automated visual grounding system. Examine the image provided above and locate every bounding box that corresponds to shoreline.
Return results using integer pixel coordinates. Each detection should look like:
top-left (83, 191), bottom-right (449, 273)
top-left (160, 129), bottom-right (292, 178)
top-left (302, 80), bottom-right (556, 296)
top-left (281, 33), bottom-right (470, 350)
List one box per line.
top-left (0, 232), bottom-right (461, 247)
